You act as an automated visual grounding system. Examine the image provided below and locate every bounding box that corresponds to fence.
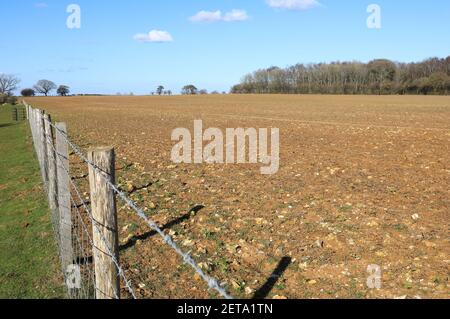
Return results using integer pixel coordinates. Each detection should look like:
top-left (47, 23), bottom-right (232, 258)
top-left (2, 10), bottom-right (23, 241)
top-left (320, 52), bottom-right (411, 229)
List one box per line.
top-left (23, 101), bottom-right (232, 299)
top-left (12, 107), bottom-right (27, 122)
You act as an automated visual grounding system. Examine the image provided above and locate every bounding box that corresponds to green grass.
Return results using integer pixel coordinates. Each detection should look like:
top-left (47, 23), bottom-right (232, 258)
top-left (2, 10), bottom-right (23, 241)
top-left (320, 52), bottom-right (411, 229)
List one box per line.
top-left (0, 104), bottom-right (64, 298)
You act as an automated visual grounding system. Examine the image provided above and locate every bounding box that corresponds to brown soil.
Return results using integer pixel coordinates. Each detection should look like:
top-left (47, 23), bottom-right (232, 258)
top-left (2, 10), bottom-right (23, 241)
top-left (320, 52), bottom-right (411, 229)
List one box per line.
top-left (27, 95), bottom-right (450, 299)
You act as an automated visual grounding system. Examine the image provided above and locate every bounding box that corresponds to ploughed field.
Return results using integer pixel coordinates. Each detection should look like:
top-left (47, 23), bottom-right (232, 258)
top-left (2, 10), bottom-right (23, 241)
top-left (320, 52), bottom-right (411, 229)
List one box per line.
top-left (27, 95), bottom-right (450, 299)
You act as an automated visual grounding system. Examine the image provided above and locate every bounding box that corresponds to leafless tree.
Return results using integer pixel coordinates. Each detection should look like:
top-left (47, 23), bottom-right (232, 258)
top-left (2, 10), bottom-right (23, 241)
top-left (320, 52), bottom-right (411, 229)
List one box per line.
top-left (34, 79), bottom-right (57, 96)
top-left (0, 74), bottom-right (20, 95)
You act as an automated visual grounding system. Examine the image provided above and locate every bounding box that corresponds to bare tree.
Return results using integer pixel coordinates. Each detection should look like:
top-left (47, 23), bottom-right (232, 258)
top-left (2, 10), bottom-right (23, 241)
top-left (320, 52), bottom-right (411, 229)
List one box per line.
top-left (34, 79), bottom-right (57, 96)
top-left (0, 74), bottom-right (20, 95)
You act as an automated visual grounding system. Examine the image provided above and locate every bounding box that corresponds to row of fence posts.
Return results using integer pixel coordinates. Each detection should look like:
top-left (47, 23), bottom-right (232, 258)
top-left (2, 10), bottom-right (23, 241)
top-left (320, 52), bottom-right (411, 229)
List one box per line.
top-left (24, 103), bottom-right (122, 299)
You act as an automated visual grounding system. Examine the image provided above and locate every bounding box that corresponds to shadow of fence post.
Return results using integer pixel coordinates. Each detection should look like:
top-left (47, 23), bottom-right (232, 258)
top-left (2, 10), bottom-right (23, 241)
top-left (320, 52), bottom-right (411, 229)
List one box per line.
top-left (253, 256), bottom-right (292, 299)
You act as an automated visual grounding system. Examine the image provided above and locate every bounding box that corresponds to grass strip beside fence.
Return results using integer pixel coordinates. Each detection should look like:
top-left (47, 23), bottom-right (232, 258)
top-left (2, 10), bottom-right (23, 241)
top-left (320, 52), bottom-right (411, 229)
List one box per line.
top-left (0, 104), bottom-right (64, 298)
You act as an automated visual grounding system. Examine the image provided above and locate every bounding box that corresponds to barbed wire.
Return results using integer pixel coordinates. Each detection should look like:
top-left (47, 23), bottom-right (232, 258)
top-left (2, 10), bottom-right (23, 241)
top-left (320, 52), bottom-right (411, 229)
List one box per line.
top-left (37, 109), bottom-right (232, 299)
top-left (27, 104), bottom-right (135, 299)
top-left (46, 136), bottom-right (136, 299)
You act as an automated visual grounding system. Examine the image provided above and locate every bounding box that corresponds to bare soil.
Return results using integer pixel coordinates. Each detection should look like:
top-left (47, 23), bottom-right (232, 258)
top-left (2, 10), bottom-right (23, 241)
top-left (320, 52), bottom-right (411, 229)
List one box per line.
top-left (27, 95), bottom-right (450, 299)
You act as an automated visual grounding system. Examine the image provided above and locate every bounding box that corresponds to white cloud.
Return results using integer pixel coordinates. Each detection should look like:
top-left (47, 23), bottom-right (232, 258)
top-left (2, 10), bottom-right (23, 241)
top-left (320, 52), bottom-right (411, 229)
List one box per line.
top-left (223, 10), bottom-right (249, 22)
top-left (35, 2), bottom-right (48, 8)
top-left (267, 0), bottom-right (321, 10)
top-left (189, 10), bottom-right (222, 23)
top-left (133, 30), bottom-right (173, 43)
top-left (190, 9), bottom-right (249, 23)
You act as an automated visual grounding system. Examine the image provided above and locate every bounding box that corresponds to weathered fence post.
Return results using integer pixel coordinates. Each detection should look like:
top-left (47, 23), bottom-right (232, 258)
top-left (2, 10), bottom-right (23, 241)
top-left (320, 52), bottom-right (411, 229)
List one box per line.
top-left (55, 122), bottom-right (74, 283)
top-left (34, 108), bottom-right (40, 157)
top-left (32, 108), bottom-right (40, 159)
top-left (28, 105), bottom-right (32, 136)
top-left (35, 109), bottom-right (41, 169)
top-left (87, 147), bottom-right (120, 299)
top-left (29, 107), bottom-right (34, 148)
top-left (44, 114), bottom-right (60, 241)
top-left (27, 105), bottom-right (31, 127)
top-left (38, 110), bottom-right (49, 186)
top-left (32, 108), bottom-right (37, 152)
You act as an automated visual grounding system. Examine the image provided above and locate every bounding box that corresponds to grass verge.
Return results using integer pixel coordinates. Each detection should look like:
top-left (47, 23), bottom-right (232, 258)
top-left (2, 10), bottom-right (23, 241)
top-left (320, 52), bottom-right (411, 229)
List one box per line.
top-left (0, 104), bottom-right (64, 298)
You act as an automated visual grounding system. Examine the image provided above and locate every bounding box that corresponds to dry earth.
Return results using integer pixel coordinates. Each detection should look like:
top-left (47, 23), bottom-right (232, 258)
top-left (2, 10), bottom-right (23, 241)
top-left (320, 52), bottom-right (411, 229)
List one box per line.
top-left (27, 95), bottom-right (450, 299)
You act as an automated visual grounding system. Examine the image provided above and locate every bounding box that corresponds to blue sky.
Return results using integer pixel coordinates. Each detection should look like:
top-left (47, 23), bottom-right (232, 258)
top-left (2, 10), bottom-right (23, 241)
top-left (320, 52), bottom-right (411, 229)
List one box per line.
top-left (1, 0), bottom-right (449, 94)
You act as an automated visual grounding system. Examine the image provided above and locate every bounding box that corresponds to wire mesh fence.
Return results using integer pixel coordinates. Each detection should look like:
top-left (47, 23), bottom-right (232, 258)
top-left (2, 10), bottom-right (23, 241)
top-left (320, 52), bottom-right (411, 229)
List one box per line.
top-left (23, 101), bottom-right (233, 300)
top-left (12, 107), bottom-right (27, 121)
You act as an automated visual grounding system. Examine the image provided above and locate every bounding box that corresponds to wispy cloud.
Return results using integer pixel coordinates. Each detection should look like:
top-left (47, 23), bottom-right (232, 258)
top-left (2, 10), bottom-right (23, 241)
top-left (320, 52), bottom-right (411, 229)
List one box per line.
top-left (189, 9), bottom-right (249, 23)
top-left (223, 10), bottom-right (249, 22)
top-left (190, 10), bottom-right (222, 23)
top-left (133, 30), bottom-right (174, 43)
top-left (34, 2), bottom-right (48, 8)
top-left (267, 0), bottom-right (321, 11)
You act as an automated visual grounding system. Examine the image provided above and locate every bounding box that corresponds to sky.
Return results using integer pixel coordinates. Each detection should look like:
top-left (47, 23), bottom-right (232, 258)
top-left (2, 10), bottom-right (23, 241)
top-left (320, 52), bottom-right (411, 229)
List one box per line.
top-left (1, 0), bottom-right (449, 95)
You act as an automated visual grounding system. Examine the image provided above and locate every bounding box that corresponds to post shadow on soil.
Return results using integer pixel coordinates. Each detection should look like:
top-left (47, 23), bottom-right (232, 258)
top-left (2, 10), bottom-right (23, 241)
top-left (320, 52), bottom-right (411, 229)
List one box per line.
top-left (119, 204), bottom-right (205, 251)
top-left (73, 205), bottom-right (205, 264)
top-left (252, 256), bottom-right (292, 299)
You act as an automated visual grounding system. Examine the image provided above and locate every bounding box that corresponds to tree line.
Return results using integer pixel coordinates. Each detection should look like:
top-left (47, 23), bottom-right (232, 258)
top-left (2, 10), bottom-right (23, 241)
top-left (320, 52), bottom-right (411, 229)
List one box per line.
top-left (152, 85), bottom-right (223, 95)
top-left (0, 75), bottom-right (222, 100)
top-left (22, 80), bottom-right (70, 97)
top-left (231, 57), bottom-right (450, 95)
top-left (0, 74), bottom-right (71, 100)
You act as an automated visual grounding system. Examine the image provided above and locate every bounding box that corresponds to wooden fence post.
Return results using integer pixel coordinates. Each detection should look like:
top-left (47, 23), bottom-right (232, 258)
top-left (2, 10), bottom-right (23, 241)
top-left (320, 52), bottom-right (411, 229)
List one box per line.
top-left (44, 114), bottom-right (59, 239)
top-left (28, 106), bottom-right (32, 136)
top-left (55, 122), bottom-right (74, 280)
top-left (32, 108), bottom-right (37, 151)
top-left (29, 107), bottom-right (34, 148)
top-left (28, 105), bottom-right (31, 127)
top-left (38, 110), bottom-right (49, 186)
top-left (34, 108), bottom-right (40, 157)
top-left (87, 147), bottom-right (120, 299)
top-left (35, 109), bottom-right (41, 169)
top-left (32, 109), bottom-right (40, 159)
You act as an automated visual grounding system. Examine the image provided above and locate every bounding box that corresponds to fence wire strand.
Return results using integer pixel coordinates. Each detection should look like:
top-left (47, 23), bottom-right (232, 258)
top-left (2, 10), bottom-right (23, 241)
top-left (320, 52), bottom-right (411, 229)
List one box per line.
top-left (26, 103), bottom-right (232, 300)
top-left (47, 131), bottom-right (136, 299)
top-left (46, 116), bottom-right (233, 300)
top-left (27, 105), bottom-right (134, 299)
